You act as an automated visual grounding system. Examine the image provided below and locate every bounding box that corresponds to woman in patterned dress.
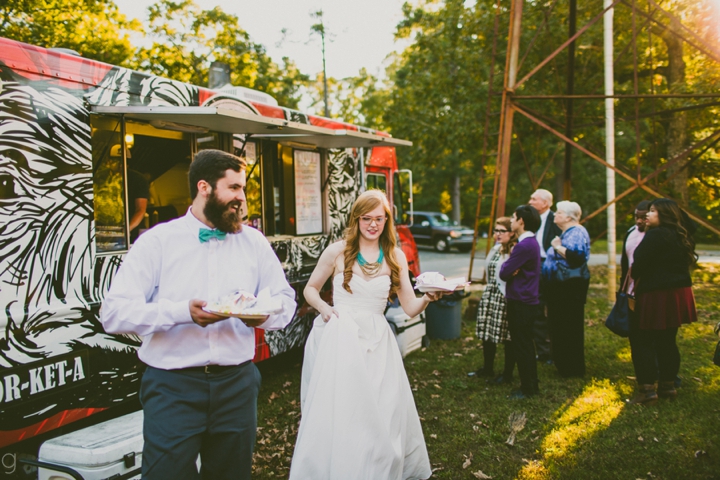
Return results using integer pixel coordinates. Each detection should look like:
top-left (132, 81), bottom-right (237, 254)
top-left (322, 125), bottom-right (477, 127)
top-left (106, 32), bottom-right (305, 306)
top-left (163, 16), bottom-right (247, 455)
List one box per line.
top-left (471, 217), bottom-right (517, 384)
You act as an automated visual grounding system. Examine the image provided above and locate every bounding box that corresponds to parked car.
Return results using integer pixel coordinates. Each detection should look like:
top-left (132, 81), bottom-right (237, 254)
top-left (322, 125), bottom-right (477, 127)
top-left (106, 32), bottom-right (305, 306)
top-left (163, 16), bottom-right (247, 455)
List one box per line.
top-left (410, 211), bottom-right (475, 252)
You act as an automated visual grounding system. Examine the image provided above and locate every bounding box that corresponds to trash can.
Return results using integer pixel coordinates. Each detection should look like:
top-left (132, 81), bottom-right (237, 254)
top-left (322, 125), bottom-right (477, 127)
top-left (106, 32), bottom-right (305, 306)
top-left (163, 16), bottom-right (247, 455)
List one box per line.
top-left (425, 291), bottom-right (464, 339)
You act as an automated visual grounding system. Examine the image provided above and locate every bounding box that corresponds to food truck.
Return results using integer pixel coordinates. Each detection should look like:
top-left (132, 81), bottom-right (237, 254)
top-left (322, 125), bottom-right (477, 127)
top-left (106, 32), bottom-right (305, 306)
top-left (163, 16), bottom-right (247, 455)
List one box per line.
top-left (0, 37), bottom-right (423, 478)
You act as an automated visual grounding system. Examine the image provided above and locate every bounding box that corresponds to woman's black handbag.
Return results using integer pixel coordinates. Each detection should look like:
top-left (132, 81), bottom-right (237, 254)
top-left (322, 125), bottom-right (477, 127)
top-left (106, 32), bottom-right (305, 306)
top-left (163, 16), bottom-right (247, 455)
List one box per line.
top-left (555, 261), bottom-right (590, 282)
top-left (605, 271), bottom-right (633, 337)
top-left (605, 291), bottom-right (631, 337)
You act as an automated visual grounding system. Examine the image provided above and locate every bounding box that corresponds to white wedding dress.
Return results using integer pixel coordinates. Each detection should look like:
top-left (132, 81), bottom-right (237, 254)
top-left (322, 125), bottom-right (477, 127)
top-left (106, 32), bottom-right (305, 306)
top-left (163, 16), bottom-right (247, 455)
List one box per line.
top-left (289, 274), bottom-right (431, 480)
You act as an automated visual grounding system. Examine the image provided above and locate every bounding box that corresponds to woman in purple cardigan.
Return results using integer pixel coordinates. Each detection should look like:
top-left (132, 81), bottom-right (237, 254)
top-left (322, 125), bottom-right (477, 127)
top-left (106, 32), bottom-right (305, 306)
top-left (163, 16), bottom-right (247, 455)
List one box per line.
top-left (499, 205), bottom-right (542, 399)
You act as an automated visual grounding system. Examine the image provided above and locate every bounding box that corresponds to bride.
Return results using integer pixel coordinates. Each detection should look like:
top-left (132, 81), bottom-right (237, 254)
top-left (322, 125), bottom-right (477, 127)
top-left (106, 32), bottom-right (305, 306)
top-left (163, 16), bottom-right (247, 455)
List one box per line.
top-left (289, 190), bottom-right (441, 480)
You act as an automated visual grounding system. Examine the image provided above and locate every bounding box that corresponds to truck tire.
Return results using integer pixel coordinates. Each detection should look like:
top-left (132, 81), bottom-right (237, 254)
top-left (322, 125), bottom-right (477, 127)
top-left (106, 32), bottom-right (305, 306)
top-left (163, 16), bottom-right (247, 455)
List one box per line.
top-left (434, 237), bottom-right (449, 252)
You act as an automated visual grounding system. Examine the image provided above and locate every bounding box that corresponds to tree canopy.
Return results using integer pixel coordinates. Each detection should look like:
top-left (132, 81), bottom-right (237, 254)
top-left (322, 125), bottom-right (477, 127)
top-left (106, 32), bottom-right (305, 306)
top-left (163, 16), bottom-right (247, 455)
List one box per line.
top-left (3, 0), bottom-right (720, 239)
top-left (376, 0), bottom-right (720, 239)
top-left (0, 0), bottom-right (140, 65)
top-left (134, 0), bottom-right (308, 108)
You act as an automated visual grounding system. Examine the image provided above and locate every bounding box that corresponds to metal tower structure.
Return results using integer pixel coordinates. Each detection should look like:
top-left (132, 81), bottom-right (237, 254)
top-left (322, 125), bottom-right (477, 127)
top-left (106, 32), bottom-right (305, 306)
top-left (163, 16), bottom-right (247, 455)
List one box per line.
top-left (469, 0), bottom-right (720, 288)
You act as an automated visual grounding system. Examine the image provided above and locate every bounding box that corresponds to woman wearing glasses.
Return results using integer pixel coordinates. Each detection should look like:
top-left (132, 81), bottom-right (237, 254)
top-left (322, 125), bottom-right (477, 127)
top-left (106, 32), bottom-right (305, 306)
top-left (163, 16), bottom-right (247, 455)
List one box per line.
top-left (470, 217), bottom-right (518, 384)
top-left (290, 190), bottom-right (439, 480)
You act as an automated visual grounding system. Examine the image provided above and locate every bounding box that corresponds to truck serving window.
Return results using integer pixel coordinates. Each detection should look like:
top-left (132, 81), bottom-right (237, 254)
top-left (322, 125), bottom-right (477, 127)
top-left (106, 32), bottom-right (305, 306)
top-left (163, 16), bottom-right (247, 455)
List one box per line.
top-left (92, 116), bottom-right (194, 253)
top-left (91, 116), bottom-right (128, 253)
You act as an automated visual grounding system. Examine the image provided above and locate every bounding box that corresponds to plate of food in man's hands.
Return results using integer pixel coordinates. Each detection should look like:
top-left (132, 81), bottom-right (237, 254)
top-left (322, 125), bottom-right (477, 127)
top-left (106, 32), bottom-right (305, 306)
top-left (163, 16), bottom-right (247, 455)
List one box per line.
top-left (203, 287), bottom-right (283, 320)
top-left (414, 272), bottom-right (469, 292)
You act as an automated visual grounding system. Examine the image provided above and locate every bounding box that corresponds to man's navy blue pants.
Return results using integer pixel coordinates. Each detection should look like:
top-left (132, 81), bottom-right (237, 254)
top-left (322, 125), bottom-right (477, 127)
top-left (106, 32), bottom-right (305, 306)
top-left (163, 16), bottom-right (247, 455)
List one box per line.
top-left (507, 300), bottom-right (541, 395)
top-left (140, 362), bottom-right (261, 480)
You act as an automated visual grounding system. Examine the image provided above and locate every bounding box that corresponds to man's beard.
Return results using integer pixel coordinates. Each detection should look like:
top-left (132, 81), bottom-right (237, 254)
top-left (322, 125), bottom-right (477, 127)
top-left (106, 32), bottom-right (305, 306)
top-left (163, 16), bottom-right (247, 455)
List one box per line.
top-left (204, 190), bottom-right (242, 233)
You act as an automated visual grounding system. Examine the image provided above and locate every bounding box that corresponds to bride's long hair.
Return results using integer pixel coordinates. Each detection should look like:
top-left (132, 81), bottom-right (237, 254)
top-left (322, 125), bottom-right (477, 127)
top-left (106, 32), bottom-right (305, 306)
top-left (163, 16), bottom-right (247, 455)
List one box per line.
top-left (342, 190), bottom-right (401, 297)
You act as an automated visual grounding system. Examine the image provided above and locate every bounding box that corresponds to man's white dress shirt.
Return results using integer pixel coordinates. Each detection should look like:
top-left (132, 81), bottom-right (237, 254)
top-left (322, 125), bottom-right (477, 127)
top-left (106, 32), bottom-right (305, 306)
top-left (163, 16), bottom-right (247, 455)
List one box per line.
top-left (101, 209), bottom-right (296, 370)
top-left (536, 210), bottom-right (550, 258)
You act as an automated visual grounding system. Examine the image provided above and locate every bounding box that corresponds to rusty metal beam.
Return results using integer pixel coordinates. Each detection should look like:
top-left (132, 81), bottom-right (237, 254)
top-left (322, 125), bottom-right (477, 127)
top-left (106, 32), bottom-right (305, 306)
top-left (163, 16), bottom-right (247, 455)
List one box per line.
top-left (493, 0), bottom-right (524, 219)
top-left (572, 101), bottom-right (720, 129)
top-left (513, 103), bottom-right (638, 184)
top-left (580, 129), bottom-right (720, 224)
top-left (637, 184), bottom-right (720, 237)
top-left (582, 183), bottom-right (641, 224)
top-left (514, 0), bottom-right (623, 90)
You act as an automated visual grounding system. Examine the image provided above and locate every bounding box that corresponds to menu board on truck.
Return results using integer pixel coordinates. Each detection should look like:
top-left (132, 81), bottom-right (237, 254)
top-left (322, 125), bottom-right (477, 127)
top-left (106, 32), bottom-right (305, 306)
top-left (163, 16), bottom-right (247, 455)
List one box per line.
top-left (294, 150), bottom-right (322, 235)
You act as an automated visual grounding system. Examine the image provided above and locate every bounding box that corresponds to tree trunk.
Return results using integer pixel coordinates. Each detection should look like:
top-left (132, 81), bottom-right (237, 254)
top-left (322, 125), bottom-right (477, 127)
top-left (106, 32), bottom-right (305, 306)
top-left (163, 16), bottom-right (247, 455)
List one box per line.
top-left (451, 173), bottom-right (461, 224)
top-left (659, 21), bottom-right (688, 204)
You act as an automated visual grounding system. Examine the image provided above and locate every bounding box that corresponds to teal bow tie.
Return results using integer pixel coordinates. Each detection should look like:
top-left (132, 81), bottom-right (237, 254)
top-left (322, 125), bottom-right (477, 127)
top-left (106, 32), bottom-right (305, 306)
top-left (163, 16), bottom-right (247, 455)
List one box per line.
top-left (199, 228), bottom-right (227, 243)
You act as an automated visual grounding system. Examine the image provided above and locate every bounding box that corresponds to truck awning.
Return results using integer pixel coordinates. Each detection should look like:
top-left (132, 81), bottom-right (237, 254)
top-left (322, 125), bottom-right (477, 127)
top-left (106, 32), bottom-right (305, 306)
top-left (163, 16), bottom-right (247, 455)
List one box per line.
top-left (252, 130), bottom-right (412, 148)
top-left (90, 106), bottom-right (411, 148)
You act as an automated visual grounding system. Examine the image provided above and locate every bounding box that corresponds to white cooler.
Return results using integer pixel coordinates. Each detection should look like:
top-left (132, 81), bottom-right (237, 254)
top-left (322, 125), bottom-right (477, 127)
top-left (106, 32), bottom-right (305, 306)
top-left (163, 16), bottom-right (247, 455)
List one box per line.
top-left (38, 411), bottom-right (143, 480)
top-left (385, 306), bottom-right (427, 357)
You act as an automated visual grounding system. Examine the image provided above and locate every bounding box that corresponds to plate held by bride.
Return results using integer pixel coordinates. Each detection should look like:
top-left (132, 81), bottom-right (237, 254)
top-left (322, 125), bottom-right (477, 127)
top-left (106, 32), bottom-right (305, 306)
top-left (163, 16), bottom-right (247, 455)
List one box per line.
top-left (414, 272), bottom-right (469, 292)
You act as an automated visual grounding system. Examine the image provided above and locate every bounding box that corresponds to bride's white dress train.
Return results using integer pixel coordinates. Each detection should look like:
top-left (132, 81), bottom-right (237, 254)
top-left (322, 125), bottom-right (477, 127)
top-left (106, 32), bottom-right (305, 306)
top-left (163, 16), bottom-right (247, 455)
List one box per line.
top-left (289, 274), bottom-right (431, 480)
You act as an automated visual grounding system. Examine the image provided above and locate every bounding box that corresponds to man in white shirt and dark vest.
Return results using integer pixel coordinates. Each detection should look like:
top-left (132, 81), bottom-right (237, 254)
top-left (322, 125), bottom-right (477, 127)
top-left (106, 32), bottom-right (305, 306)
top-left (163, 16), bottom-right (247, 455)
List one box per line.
top-left (101, 149), bottom-right (297, 480)
top-left (528, 189), bottom-right (562, 363)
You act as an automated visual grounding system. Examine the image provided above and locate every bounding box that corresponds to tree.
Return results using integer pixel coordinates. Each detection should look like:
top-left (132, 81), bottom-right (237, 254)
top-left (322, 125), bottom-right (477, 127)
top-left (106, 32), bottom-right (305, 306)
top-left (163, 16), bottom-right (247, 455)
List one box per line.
top-left (135, 0), bottom-right (308, 108)
top-left (385, 0), bottom-right (491, 223)
top-left (378, 0), bottom-right (720, 238)
top-left (310, 9), bottom-right (331, 117)
top-left (305, 68), bottom-right (390, 128)
top-left (0, 0), bottom-right (140, 66)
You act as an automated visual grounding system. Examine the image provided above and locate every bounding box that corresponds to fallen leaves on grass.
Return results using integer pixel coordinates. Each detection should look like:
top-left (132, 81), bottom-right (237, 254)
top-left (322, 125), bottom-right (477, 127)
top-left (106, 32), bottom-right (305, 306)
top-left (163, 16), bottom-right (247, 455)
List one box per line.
top-left (695, 450), bottom-right (708, 458)
top-left (472, 470), bottom-right (493, 479)
top-left (462, 452), bottom-right (473, 469)
top-left (506, 411), bottom-right (527, 446)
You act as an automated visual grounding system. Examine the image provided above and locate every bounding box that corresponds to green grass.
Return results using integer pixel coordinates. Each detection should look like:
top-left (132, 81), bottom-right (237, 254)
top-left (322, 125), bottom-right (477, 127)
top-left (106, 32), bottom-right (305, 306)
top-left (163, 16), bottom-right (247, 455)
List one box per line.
top-left (252, 264), bottom-right (720, 479)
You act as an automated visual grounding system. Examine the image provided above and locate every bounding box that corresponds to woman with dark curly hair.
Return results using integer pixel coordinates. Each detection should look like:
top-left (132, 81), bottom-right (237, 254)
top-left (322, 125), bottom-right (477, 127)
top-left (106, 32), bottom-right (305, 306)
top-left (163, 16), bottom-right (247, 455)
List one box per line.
top-left (628, 198), bottom-right (698, 405)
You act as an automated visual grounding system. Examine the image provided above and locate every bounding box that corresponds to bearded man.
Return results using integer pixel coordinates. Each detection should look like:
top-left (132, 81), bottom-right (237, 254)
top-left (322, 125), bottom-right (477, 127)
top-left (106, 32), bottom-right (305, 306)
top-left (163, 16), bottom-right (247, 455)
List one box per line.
top-left (101, 149), bottom-right (296, 480)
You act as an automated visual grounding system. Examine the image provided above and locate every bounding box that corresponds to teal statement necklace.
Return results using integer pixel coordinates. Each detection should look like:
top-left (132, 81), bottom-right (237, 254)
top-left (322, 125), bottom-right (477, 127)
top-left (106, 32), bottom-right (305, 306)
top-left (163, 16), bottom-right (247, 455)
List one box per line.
top-left (357, 249), bottom-right (384, 277)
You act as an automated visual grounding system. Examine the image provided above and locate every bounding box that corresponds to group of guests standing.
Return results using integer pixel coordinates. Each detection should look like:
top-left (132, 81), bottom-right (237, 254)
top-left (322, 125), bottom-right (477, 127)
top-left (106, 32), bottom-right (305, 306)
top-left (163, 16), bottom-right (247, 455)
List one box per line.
top-left (472, 189), bottom-right (590, 398)
top-left (472, 189), bottom-right (696, 402)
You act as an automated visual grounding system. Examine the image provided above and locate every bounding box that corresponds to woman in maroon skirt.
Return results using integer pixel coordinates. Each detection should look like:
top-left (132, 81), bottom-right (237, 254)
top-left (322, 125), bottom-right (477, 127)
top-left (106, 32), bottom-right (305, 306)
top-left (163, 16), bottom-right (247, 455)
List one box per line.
top-left (629, 198), bottom-right (697, 405)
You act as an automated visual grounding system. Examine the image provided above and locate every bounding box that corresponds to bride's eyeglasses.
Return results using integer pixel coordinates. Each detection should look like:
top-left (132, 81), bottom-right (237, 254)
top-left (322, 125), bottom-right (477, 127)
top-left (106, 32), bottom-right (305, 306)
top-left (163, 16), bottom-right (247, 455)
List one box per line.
top-left (493, 229), bottom-right (509, 234)
top-left (360, 216), bottom-right (387, 226)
